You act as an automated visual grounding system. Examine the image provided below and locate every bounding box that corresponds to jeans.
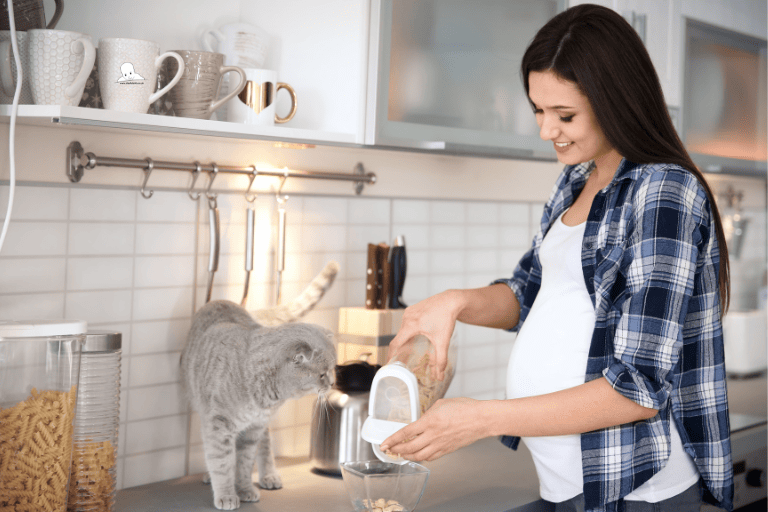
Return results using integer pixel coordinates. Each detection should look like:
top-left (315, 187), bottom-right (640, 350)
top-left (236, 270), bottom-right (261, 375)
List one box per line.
top-left (549, 481), bottom-right (703, 512)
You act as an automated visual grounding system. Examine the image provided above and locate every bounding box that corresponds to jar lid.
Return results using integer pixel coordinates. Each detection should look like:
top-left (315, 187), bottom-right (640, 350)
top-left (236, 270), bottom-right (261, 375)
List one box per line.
top-left (84, 330), bottom-right (122, 351)
top-left (0, 319), bottom-right (88, 338)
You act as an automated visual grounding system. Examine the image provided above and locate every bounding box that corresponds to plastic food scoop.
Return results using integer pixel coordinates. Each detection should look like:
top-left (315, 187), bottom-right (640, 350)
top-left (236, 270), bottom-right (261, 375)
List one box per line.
top-left (361, 362), bottom-right (420, 464)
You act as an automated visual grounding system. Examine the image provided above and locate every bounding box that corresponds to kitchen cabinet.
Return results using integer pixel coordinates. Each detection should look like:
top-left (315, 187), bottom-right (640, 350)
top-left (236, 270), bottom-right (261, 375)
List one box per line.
top-left (567, 0), bottom-right (683, 108)
top-left (363, 0), bottom-right (562, 160)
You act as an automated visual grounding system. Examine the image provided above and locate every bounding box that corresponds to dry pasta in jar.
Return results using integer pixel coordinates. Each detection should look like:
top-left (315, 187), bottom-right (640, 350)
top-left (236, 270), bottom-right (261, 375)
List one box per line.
top-left (0, 386), bottom-right (78, 512)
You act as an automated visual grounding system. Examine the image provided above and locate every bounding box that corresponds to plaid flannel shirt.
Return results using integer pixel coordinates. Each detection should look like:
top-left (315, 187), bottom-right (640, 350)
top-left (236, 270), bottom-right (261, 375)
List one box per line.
top-left (495, 159), bottom-right (733, 512)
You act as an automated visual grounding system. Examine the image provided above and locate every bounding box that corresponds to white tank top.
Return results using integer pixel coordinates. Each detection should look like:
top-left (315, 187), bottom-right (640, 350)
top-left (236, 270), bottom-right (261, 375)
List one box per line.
top-left (506, 211), bottom-right (699, 503)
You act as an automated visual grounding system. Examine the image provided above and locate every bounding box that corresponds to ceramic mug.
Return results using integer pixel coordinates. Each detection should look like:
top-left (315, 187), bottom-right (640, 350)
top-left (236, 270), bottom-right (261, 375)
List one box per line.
top-left (227, 68), bottom-right (296, 126)
top-left (0, 30), bottom-right (32, 104)
top-left (26, 29), bottom-right (96, 106)
top-left (165, 50), bottom-right (246, 120)
top-left (0, 0), bottom-right (64, 31)
top-left (98, 38), bottom-right (184, 114)
top-left (201, 22), bottom-right (268, 68)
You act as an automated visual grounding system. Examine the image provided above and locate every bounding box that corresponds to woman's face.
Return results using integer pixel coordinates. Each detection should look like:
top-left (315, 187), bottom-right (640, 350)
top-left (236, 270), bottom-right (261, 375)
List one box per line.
top-left (528, 70), bottom-right (621, 169)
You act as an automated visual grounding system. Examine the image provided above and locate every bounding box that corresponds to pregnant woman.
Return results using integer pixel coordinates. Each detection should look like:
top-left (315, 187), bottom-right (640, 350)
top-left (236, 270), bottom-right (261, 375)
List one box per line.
top-left (380, 4), bottom-right (733, 512)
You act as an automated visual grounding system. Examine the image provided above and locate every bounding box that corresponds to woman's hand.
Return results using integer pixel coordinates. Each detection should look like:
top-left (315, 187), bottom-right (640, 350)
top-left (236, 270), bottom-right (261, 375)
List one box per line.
top-left (379, 398), bottom-right (490, 462)
top-left (388, 290), bottom-right (464, 381)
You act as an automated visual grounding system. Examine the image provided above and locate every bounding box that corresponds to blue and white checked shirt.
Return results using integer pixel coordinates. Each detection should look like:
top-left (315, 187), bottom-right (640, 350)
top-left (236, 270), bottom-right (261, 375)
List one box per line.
top-left (495, 159), bottom-right (733, 512)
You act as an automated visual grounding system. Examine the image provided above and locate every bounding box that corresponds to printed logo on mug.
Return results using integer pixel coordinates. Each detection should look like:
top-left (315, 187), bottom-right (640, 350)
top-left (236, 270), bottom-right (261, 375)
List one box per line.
top-left (98, 38), bottom-right (184, 114)
top-left (227, 68), bottom-right (296, 126)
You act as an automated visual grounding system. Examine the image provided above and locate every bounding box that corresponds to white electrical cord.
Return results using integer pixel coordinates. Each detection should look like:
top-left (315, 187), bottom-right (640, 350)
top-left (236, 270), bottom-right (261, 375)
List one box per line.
top-left (0, 0), bottom-right (20, 254)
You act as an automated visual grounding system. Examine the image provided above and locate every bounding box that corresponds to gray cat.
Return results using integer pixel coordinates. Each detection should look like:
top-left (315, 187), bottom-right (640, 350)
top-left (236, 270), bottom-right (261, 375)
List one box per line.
top-left (181, 263), bottom-right (338, 510)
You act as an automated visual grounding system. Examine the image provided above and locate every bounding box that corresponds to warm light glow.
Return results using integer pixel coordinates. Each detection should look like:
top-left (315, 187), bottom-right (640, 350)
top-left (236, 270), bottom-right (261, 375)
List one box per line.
top-left (272, 142), bottom-right (316, 150)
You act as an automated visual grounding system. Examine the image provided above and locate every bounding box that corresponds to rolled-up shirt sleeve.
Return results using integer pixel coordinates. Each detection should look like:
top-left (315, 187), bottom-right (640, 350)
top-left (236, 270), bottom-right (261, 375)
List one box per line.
top-left (603, 169), bottom-right (709, 410)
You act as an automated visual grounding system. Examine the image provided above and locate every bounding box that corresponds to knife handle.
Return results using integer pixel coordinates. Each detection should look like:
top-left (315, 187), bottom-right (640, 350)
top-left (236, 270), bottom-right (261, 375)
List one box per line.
top-left (389, 245), bottom-right (407, 309)
top-left (377, 243), bottom-right (391, 310)
top-left (365, 244), bottom-right (379, 309)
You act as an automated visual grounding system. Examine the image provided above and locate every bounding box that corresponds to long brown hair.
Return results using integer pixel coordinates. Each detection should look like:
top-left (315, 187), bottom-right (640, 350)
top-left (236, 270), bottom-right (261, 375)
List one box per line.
top-left (522, 3), bottom-right (730, 313)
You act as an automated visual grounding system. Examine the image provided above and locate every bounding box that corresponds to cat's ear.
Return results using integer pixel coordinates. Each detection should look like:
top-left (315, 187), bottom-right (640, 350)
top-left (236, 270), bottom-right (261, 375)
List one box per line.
top-left (292, 341), bottom-right (314, 365)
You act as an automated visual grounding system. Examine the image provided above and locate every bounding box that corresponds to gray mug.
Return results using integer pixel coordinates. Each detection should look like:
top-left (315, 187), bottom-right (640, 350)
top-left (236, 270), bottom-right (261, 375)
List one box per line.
top-left (165, 50), bottom-right (246, 120)
top-left (0, 0), bottom-right (63, 31)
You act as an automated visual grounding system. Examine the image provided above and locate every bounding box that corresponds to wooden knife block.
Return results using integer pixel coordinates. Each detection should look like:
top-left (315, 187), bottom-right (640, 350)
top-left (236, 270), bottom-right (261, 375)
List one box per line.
top-left (337, 307), bottom-right (404, 365)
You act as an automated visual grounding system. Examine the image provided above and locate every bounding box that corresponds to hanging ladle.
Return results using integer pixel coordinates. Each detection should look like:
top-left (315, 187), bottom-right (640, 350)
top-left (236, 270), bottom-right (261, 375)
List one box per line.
top-left (241, 166), bottom-right (258, 307)
top-left (274, 169), bottom-right (289, 305)
top-left (205, 164), bottom-right (220, 304)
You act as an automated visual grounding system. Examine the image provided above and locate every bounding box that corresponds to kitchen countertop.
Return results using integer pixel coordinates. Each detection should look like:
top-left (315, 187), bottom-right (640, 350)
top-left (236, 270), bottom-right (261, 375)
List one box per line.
top-left (116, 437), bottom-right (545, 512)
top-left (115, 375), bottom-right (766, 512)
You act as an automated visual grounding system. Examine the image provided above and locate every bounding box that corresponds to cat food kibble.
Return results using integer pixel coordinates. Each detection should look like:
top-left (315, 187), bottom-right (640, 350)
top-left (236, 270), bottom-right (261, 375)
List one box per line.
top-left (362, 498), bottom-right (405, 511)
top-left (0, 387), bottom-right (77, 512)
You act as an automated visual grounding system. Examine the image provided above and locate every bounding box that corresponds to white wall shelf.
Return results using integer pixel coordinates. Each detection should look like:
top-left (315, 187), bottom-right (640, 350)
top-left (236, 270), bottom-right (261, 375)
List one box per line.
top-left (0, 105), bottom-right (360, 147)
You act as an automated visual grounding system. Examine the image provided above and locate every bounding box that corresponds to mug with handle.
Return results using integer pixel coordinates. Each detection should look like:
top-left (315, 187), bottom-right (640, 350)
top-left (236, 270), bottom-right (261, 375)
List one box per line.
top-left (26, 29), bottom-right (96, 106)
top-left (0, 30), bottom-right (32, 104)
top-left (0, 0), bottom-right (64, 31)
top-left (165, 50), bottom-right (246, 120)
top-left (200, 22), bottom-right (268, 68)
top-left (227, 68), bottom-right (297, 126)
top-left (98, 38), bottom-right (185, 114)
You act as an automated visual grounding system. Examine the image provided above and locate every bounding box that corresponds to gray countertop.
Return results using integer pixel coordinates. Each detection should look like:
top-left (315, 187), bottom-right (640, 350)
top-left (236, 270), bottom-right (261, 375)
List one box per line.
top-left (115, 375), bottom-right (766, 512)
top-left (116, 437), bottom-right (544, 512)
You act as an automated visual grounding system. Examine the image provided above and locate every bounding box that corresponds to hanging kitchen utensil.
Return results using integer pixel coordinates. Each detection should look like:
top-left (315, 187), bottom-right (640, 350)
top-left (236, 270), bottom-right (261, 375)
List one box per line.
top-left (242, 167), bottom-right (258, 307)
top-left (205, 165), bottom-right (220, 304)
top-left (274, 170), bottom-right (288, 305)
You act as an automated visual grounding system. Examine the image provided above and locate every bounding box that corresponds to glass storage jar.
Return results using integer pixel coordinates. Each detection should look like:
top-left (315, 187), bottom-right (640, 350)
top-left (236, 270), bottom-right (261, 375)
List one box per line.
top-left (0, 319), bottom-right (87, 512)
top-left (67, 330), bottom-right (122, 512)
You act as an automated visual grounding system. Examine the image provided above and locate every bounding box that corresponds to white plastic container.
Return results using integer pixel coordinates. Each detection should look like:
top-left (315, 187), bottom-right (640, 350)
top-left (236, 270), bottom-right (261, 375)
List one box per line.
top-left (361, 334), bottom-right (457, 463)
top-left (0, 319), bottom-right (87, 512)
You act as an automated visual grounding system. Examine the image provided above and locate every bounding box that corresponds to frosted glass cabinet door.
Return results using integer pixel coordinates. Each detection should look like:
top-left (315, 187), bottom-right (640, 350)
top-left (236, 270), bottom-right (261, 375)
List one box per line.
top-left (365, 0), bottom-right (563, 160)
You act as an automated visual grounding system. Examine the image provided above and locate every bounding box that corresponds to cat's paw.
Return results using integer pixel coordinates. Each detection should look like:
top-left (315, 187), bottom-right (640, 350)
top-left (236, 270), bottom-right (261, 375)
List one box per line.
top-left (237, 486), bottom-right (260, 502)
top-left (259, 472), bottom-right (283, 490)
top-left (214, 495), bottom-right (240, 510)
top-left (202, 472), bottom-right (211, 484)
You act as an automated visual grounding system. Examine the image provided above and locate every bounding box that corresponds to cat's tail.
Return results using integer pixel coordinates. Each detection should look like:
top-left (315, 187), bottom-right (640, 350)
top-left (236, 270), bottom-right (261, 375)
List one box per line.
top-left (252, 260), bottom-right (339, 326)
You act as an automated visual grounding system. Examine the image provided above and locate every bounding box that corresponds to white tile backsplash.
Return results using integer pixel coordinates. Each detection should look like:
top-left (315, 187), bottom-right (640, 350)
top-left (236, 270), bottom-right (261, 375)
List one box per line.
top-left (70, 188), bottom-right (137, 221)
top-left (0, 257), bottom-right (66, 293)
top-left (67, 256), bottom-right (134, 290)
top-left (0, 182), bottom-right (546, 490)
top-left (0, 185), bottom-right (69, 221)
top-left (2, 221), bottom-right (67, 255)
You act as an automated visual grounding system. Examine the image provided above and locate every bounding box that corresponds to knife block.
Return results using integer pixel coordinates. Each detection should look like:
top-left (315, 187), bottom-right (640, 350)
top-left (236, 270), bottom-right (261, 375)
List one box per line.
top-left (337, 307), bottom-right (404, 365)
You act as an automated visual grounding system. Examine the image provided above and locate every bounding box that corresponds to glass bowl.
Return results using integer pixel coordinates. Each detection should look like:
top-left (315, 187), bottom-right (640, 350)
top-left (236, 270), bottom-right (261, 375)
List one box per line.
top-left (340, 460), bottom-right (430, 512)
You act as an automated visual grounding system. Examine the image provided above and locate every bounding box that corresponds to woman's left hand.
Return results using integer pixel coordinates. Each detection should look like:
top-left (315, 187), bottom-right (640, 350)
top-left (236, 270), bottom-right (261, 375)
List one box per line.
top-left (380, 397), bottom-right (490, 462)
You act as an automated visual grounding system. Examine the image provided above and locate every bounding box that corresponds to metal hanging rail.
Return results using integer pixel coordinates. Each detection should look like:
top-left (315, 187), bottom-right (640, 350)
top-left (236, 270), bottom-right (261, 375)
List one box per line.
top-left (65, 141), bottom-right (377, 196)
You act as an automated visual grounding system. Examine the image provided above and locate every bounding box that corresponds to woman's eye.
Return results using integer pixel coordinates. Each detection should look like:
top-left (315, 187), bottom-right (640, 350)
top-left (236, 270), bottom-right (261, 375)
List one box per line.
top-left (560, 115), bottom-right (574, 122)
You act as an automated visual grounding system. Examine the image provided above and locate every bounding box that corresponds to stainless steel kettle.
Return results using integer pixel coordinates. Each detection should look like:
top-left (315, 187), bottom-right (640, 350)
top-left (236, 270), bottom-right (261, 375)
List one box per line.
top-left (310, 360), bottom-right (379, 475)
top-left (0, 0), bottom-right (64, 31)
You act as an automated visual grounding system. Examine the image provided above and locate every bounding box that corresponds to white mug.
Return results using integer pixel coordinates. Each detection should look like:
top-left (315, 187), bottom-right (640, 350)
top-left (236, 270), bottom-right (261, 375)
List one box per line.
top-left (98, 38), bottom-right (184, 114)
top-left (227, 68), bottom-right (296, 126)
top-left (26, 29), bottom-right (96, 106)
top-left (201, 22), bottom-right (269, 68)
top-left (0, 30), bottom-right (32, 104)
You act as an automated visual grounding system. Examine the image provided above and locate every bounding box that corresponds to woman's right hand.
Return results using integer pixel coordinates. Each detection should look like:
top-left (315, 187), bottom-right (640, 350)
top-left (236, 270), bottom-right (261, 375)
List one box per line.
top-left (388, 289), bottom-right (466, 381)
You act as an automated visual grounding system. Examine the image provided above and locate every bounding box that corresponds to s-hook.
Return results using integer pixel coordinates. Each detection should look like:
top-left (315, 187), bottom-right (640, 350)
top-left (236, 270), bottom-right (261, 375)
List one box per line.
top-left (140, 158), bottom-right (154, 199)
top-left (188, 161), bottom-right (202, 200)
top-left (242, 166), bottom-right (258, 307)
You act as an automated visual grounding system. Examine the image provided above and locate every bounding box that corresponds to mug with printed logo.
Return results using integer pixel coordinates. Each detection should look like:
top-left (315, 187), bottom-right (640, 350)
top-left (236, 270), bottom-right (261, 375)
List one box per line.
top-left (98, 38), bottom-right (184, 113)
